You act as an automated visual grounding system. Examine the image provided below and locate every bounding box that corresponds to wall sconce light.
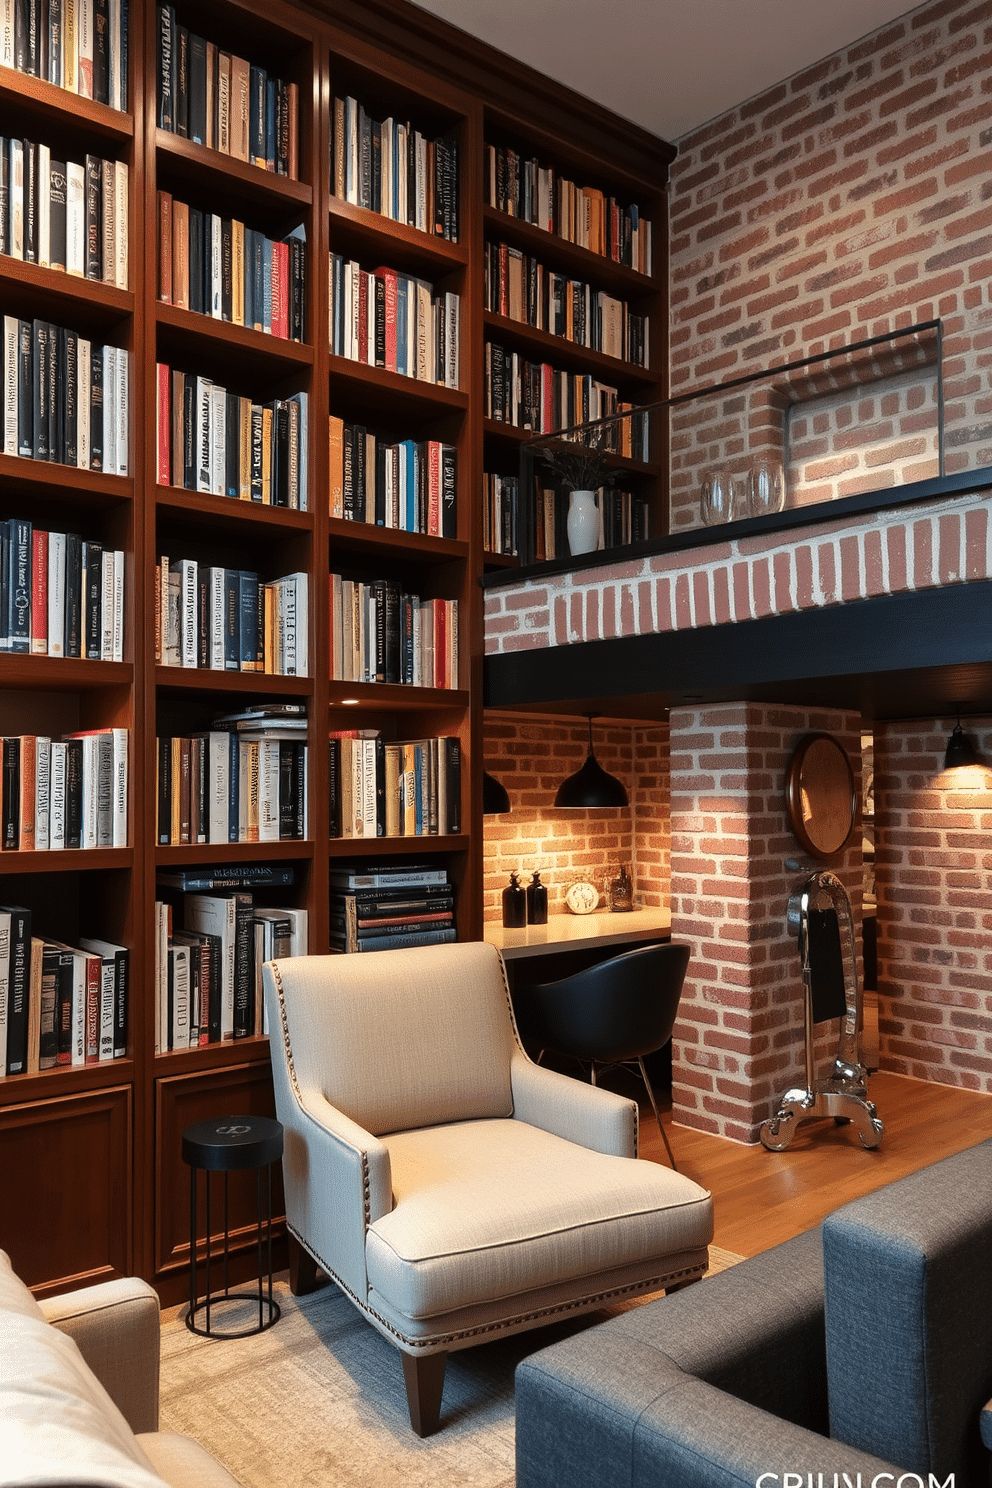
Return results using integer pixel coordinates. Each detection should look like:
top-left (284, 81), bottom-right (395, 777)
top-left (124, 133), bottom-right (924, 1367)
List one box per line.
top-left (554, 715), bottom-right (629, 809)
top-left (482, 770), bottom-right (511, 814)
top-left (943, 714), bottom-right (979, 771)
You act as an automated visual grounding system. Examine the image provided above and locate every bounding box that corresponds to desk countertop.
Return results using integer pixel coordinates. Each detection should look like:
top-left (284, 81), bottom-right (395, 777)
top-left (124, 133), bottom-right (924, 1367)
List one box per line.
top-left (484, 909), bottom-right (671, 959)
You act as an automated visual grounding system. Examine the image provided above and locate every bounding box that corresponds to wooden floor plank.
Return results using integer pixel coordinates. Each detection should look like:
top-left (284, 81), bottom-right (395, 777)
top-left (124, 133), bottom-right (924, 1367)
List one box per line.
top-left (639, 1070), bottom-right (992, 1256)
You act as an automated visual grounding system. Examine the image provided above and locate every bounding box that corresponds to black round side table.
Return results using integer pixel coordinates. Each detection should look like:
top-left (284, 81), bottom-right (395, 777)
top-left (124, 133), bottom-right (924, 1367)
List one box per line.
top-left (182, 1115), bottom-right (283, 1339)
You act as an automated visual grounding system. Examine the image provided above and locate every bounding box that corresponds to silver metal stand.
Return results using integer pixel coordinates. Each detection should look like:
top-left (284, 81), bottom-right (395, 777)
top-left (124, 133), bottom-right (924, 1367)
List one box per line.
top-left (760, 870), bottom-right (883, 1152)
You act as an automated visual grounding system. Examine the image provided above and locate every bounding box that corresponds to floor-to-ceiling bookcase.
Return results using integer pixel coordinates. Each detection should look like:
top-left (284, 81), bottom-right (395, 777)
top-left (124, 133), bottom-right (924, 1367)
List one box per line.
top-left (0, 0), bottom-right (673, 1305)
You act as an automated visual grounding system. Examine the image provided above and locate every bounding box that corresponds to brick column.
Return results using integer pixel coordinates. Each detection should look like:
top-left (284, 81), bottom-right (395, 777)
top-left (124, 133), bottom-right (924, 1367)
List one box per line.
top-left (670, 701), bottom-right (863, 1142)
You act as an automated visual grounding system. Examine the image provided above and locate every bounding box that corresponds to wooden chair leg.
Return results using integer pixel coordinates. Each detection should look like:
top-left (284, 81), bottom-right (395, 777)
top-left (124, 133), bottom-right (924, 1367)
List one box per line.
top-left (401, 1350), bottom-right (447, 1436)
top-left (287, 1235), bottom-right (320, 1296)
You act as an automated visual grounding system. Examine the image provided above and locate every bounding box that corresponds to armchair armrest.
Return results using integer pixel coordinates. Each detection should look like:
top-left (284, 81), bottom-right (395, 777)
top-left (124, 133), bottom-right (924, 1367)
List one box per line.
top-left (39, 1278), bottom-right (161, 1435)
top-left (282, 1087), bottom-right (392, 1301)
top-left (510, 1051), bottom-right (636, 1157)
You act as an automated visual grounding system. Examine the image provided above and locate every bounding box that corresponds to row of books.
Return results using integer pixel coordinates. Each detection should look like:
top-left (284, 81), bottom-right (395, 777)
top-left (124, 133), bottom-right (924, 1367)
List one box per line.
top-left (154, 890), bottom-right (307, 1052)
top-left (328, 253), bottom-right (460, 388)
top-left (155, 366), bottom-right (309, 510)
top-left (485, 144), bottom-right (652, 274)
top-left (157, 195), bottom-right (305, 341)
top-left (0, 0), bottom-right (128, 110)
top-left (485, 340), bottom-right (621, 434)
top-left (329, 730), bottom-right (460, 841)
top-left (156, 561), bottom-right (308, 678)
top-left (329, 861), bottom-right (456, 954)
top-left (484, 240), bottom-right (649, 367)
top-left (329, 574), bottom-right (458, 690)
top-left (2, 914), bottom-right (129, 1076)
top-left (0, 727), bottom-right (128, 851)
top-left (156, 8), bottom-right (299, 179)
top-left (0, 519), bottom-right (124, 659)
top-left (328, 416), bottom-right (456, 536)
top-left (156, 733), bottom-right (307, 847)
top-left (331, 95), bottom-right (459, 243)
top-left (482, 472), bottom-right (649, 564)
top-left (0, 138), bottom-right (128, 288)
top-left (3, 318), bottom-right (129, 472)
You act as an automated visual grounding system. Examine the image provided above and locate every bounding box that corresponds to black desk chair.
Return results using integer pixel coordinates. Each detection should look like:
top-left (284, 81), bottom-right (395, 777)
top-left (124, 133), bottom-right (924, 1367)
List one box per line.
top-left (511, 942), bottom-right (690, 1170)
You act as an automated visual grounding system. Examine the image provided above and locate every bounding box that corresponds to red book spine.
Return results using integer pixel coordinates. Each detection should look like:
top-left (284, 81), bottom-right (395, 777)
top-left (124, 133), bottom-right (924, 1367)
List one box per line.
top-left (157, 363), bottom-right (170, 485)
top-left (358, 271), bottom-right (369, 364)
top-left (31, 529), bottom-right (48, 655)
top-left (273, 241), bottom-right (289, 339)
top-left (85, 958), bottom-right (101, 1062)
top-left (426, 440), bottom-right (441, 536)
top-left (433, 597), bottom-right (446, 690)
top-left (374, 267), bottom-right (398, 373)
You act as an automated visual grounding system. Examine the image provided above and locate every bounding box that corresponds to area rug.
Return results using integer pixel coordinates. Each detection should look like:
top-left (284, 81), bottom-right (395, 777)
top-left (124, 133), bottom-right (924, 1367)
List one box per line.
top-left (159, 1248), bottom-right (743, 1488)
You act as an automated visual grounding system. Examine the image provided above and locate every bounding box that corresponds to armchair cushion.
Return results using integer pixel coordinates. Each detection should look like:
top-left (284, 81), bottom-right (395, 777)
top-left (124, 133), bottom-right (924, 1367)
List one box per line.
top-left (368, 1117), bottom-right (712, 1327)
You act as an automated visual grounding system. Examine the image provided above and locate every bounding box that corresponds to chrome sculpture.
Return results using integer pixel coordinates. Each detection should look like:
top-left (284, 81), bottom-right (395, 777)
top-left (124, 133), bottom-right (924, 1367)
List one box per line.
top-left (760, 869), bottom-right (884, 1152)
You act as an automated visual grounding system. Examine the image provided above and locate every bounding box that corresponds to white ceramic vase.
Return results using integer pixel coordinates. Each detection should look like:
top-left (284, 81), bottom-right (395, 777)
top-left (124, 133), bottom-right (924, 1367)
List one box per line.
top-left (567, 489), bottom-right (599, 555)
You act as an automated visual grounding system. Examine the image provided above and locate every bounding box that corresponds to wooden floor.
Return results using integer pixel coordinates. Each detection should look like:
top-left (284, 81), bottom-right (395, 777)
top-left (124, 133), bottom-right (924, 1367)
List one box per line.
top-left (638, 1070), bottom-right (992, 1256)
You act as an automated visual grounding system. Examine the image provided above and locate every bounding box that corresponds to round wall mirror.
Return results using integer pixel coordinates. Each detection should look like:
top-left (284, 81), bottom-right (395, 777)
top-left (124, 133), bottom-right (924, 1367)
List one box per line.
top-left (785, 733), bottom-right (857, 860)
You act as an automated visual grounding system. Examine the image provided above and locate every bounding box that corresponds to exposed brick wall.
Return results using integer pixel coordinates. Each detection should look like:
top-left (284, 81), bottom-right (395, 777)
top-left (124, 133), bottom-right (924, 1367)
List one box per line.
top-left (670, 703), bottom-right (863, 1141)
top-left (874, 715), bottom-right (992, 1089)
top-left (483, 713), bottom-right (669, 919)
top-left (484, 487), bottom-right (992, 653)
top-left (668, 0), bottom-right (992, 529)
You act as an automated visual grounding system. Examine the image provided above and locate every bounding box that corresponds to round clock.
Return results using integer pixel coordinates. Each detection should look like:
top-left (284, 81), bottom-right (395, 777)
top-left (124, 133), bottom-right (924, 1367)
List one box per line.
top-left (565, 881), bottom-right (600, 915)
top-left (785, 733), bottom-right (857, 861)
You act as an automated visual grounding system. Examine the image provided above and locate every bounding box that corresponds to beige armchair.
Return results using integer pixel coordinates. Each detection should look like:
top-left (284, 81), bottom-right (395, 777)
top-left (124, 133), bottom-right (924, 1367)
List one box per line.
top-left (262, 940), bottom-right (713, 1435)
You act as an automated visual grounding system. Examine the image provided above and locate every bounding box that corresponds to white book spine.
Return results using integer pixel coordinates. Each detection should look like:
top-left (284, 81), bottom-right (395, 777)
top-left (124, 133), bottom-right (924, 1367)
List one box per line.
top-left (209, 567), bottom-right (225, 669)
top-left (3, 315), bottom-right (17, 456)
top-left (210, 215), bottom-right (222, 318)
top-left (171, 944), bottom-right (190, 1051)
top-left (71, 955), bottom-right (86, 1066)
top-left (116, 347), bottom-right (128, 475)
top-left (0, 0), bottom-right (12, 65)
top-left (96, 733), bottom-right (113, 846)
top-left (36, 144), bottom-right (50, 268)
top-left (101, 157), bottom-right (115, 285)
top-left (47, 532), bottom-right (66, 658)
top-left (100, 547), bottom-right (114, 658)
top-left (77, 0), bottom-right (94, 97)
top-left (111, 727), bottom-right (127, 847)
top-left (102, 344), bottom-right (116, 476)
top-left (34, 738), bottom-right (50, 850)
top-left (114, 158), bottom-right (128, 289)
top-left (196, 376), bottom-right (212, 493)
top-left (258, 739), bottom-right (280, 841)
top-left (209, 384), bottom-right (225, 496)
top-left (78, 735), bottom-right (98, 849)
top-left (66, 161), bottom-right (85, 275)
top-left (49, 741), bottom-right (67, 849)
top-left (9, 139), bottom-right (23, 260)
top-left (208, 732), bottom-right (228, 845)
top-left (112, 547), bottom-right (124, 661)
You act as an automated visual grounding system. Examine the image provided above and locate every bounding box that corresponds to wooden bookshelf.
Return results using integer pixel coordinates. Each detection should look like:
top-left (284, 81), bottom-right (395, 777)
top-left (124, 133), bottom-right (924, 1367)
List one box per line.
top-left (0, 0), bottom-right (674, 1306)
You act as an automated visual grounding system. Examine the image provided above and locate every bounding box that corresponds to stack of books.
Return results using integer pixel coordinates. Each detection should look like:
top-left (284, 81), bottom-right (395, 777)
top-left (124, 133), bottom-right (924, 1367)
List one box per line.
top-left (1, 0), bottom-right (129, 110)
top-left (328, 255), bottom-right (459, 388)
top-left (332, 96), bottom-right (459, 242)
top-left (157, 196), bottom-right (305, 341)
top-left (156, 704), bottom-right (308, 848)
top-left (155, 558), bottom-right (308, 676)
top-left (155, 368), bottom-right (308, 510)
top-left (1, 728), bottom-right (128, 851)
top-left (157, 10), bottom-right (299, 178)
top-left (328, 730), bottom-right (460, 839)
top-left (328, 417), bottom-right (456, 537)
top-left (1, 138), bottom-right (128, 286)
top-left (3, 319), bottom-right (129, 473)
top-left (329, 862), bottom-right (456, 954)
top-left (154, 867), bottom-right (307, 1052)
top-left (485, 340), bottom-right (620, 433)
top-left (0, 518), bottom-right (125, 659)
top-left (2, 908), bottom-right (129, 1075)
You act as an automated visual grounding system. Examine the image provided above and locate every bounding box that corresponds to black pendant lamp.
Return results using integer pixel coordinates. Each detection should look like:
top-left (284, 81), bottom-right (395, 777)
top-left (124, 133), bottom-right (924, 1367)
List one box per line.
top-left (482, 770), bottom-right (511, 814)
top-left (944, 714), bottom-right (978, 771)
top-left (554, 715), bottom-right (629, 809)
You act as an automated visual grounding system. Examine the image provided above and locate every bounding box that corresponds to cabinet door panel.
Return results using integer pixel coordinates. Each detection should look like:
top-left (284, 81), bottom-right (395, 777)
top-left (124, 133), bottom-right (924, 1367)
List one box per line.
top-left (0, 1087), bottom-right (132, 1294)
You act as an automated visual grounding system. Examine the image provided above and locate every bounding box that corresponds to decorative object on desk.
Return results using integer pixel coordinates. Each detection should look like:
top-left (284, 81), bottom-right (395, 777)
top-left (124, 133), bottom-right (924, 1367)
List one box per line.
top-left (554, 714), bottom-right (629, 809)
top-left (700, 469), bottom-right (733, 526)
top-left (943, 711), bottom-right (978, 771)
top-left (526, 871), bottom-right (548, 925)
top-left (564, 880), bottom-right (600, 915)
top-left (785, 733), bottom-right (857, 861)
top-left (502, 871), bottom-right (527, 928)
top-left (747, 456), bottom-right (785, 517)
top-left (482, 769), bottom-right (511, 814)
top-left (606, 863), bottom-right (634, 912)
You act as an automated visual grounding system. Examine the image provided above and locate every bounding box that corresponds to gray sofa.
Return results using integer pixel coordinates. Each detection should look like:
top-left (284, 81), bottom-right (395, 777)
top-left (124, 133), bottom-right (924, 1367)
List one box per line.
top-left (0, 1248), bottom-right (240, 1487)
top-left (516, 1137), bottom-right (992, 1488)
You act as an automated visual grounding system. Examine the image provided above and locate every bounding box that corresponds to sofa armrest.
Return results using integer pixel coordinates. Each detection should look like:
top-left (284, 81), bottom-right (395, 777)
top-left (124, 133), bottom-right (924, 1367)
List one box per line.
top-left (39, 1277), bottom-right (161, 1435)
top-left (509, 1051), bottom-right (636, 1157)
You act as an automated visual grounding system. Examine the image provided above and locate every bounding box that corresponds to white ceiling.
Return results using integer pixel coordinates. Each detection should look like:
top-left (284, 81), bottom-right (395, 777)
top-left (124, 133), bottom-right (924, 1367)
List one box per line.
top-left (409, 0), bottom-right (920, 143)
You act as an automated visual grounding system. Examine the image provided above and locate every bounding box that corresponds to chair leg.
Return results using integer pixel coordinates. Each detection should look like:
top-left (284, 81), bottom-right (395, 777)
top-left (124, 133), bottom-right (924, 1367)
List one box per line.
top-left (288, 1235), bottom-right (320, 1296)
top-left (401, 1350), bottom-right (447, 1436)
top-left (638, 1056), bottom-right (677, 1171)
